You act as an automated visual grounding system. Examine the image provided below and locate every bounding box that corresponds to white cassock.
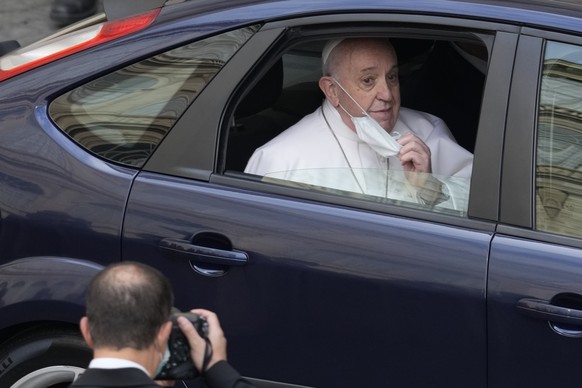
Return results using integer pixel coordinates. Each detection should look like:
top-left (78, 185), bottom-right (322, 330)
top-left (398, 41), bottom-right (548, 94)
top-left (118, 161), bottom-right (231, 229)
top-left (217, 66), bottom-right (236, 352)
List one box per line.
top-left (245, 100), bottom-right (473, 212)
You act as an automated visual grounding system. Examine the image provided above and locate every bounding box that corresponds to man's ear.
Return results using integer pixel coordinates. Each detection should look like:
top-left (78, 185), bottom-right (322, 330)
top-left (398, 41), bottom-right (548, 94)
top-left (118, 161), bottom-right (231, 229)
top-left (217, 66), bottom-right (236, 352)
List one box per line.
top-left (154, 321), bottom-right (173, 351)
top-left (319, 76), bottom-right (339, 106)
top-left (79, 317), bottom-right (94, 349)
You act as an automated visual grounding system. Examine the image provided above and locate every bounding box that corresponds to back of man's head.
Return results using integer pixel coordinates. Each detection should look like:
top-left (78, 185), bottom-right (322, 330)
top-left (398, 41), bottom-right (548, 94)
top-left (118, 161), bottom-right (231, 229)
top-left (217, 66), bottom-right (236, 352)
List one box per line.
top-left (86, 262), bottom-right (174, 350)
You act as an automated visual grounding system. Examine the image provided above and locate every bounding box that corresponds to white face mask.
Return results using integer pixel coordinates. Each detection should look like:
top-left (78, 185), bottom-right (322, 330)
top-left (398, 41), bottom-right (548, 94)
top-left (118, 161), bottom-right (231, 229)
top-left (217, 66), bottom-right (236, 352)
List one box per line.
top-left (154, 344), bottom-right (171, 377)
top-left (334, 79), bottom-right (402, 157)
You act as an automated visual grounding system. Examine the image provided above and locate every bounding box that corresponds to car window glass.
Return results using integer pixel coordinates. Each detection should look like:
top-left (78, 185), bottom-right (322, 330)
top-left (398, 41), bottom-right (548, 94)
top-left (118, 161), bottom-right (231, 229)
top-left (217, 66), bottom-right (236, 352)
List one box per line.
top-left (49, 25), bottom-right (258, 168)
top-left (536, 40), bottom-right (582, 238)
top-left (228, 34), bottom-right (490, 217)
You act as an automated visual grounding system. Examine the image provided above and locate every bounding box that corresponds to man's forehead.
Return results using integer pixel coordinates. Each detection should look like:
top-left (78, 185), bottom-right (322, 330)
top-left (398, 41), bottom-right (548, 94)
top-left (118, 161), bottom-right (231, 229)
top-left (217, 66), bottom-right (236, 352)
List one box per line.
top-left (346, 51), bottom-right (398, 75)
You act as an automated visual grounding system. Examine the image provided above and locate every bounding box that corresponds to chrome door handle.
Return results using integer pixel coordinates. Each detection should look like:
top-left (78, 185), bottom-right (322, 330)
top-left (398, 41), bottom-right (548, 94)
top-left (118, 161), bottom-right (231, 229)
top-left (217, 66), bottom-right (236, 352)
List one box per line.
top-left (516, 298), bottom-right (582, 326)
top-left (160, 238), bottom-right (249, 267)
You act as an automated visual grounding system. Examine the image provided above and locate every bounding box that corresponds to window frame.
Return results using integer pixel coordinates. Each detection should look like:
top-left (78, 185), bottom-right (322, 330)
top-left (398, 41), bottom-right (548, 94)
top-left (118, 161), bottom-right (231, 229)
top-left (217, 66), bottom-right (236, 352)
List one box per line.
top-left (148, 13), bottom-right (520, 229)
top-left (48, 26), bottom-right (259, 169)
top-left (497, 27), bottom-right (582, 249)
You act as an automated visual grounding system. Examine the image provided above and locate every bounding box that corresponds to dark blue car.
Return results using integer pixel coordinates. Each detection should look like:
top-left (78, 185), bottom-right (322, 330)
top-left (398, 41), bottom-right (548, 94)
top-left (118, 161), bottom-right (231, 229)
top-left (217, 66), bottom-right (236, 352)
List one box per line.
top-left (2, 0), bottom-right (582, 387)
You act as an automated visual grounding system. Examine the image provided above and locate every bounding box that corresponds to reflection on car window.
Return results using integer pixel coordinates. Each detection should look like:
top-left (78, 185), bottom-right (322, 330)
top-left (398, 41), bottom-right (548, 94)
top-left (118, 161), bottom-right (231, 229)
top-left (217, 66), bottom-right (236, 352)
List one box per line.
top-left (264, 169), bottom-right (470, 214)
top-left (536, 41), bottom-right (582, 238)
top-left (49, 25), bottom-right (259, 167)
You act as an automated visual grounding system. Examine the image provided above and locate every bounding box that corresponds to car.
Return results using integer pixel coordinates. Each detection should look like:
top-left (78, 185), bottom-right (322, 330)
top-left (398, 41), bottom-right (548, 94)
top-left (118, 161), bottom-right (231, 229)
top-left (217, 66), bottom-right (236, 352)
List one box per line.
top-left (1, 0), bottom-right (582, 386)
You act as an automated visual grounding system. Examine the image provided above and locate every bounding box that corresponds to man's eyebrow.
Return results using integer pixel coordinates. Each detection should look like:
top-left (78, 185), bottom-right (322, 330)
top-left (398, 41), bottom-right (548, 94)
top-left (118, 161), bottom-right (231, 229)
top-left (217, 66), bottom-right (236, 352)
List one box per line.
top-left (359, 66), bottom-right (379, 74)
top-left (359, 64), bottom-right (399, 74)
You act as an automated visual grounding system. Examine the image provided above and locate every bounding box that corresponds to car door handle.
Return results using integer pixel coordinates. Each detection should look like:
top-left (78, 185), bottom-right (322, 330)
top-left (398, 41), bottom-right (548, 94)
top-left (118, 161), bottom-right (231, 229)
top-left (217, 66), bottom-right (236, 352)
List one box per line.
top-left (160, 238), bottom-right (249, 267)
top-left (516, 298), bottom-right (582, 326)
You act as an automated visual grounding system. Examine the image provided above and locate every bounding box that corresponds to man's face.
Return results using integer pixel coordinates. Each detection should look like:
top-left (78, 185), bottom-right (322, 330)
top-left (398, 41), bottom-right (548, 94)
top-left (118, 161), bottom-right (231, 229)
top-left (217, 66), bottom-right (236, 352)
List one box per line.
top-left (334, 40), bottom-right (401, 133)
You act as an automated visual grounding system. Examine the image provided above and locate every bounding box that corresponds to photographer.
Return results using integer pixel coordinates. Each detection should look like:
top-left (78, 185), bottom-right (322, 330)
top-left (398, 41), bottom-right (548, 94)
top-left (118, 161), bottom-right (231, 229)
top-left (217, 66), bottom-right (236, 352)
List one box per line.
top-left (70, 261), bottom-right (255, 388)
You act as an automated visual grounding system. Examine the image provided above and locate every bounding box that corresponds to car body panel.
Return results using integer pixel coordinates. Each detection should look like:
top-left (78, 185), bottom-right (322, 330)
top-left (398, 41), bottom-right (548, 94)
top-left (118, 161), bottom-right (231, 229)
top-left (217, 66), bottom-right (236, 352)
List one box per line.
top-left (123, 172), bottom-right (491, 387)
top-left (488, 234), bottom-right (582, 387)
top-left (0, 257), bottom-right (102, 330)
top-left (0, 104), bottom-right (133, 263)
top-left (125, 19), bottom-right (502, 383)
top-left (469, 31), bottom-right (518, 221)
top-left (1, 0), bottom-right (582, 387)
top-left (501, 34), bottom-right (542, 228)
top-left (486, 25), bottom-right (582, 387)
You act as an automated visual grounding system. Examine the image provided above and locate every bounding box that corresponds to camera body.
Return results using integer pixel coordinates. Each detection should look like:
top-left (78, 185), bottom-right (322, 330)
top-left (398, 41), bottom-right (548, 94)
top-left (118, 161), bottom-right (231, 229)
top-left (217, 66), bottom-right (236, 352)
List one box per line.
top-left (155, 311), bottom-right (209, 380)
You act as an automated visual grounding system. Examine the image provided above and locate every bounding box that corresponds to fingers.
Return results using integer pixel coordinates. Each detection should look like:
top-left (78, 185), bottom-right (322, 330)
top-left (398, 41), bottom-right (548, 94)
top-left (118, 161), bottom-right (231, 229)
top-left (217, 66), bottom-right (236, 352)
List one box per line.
top-left (178, 309), bottom-right (228, 371)
top-left (397, 132), bottom-right (431, 174)
top-left (177, 315), bottom-right (206, 371)
top-left (189, 309), bottom-right (221, 331)
top-left (189, 309), bottom-right (226, 348)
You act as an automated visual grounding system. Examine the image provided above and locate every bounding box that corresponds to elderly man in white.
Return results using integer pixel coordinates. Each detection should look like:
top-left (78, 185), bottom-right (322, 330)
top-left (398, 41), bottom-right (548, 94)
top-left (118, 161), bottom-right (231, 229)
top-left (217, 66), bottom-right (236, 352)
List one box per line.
top-left (245, 38), bottom-right (473, 211)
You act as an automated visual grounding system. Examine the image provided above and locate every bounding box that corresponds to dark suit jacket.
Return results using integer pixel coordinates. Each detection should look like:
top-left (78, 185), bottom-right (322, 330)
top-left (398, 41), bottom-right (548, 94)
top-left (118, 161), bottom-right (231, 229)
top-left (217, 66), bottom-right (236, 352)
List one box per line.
top-left (69, 362), bottom-right (255, 388)
top-left (69, 367), bottom-right (160, 388)
top-left (205, 361), bottom-right (256, 388)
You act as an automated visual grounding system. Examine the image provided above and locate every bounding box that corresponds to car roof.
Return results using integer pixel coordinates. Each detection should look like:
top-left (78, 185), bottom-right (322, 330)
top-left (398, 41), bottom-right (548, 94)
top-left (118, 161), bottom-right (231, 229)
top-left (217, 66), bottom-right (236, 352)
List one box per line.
top-left (470, 0), bottom-right (582, 13)
top-left (145, 0), bottom-right (582, 35)
top-left (17, 0), bottom-right (582, 51)
top-left (450, 0), bottom-right (582, 19)
top-left (105, 0), bottom-right (582, 19)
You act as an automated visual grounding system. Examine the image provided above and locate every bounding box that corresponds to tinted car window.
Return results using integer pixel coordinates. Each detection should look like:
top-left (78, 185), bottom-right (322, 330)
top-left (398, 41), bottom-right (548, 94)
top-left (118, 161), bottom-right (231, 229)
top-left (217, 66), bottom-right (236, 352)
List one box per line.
top-left (536, 41), bottom-right (582, 238)
top-left (49, 26), bottom-right (258, 167)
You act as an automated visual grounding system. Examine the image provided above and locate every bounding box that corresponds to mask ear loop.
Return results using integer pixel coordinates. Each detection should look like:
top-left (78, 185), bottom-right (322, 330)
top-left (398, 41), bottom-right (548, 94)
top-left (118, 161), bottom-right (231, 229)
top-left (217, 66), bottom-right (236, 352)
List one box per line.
top-left (337, 103), bottom-right (354, 118)
top-left (334, 78), bottom-right (402, 140)
top-left (332, 78), bottom-right (368, 117)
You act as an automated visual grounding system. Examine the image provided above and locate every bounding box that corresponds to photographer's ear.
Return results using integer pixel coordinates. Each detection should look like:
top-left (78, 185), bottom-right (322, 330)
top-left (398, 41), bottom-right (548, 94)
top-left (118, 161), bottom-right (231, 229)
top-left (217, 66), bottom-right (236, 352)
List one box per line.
top-left (155, 321), bottom-right (173, 350)
top-left (79, 317), bottom-right (94, 349)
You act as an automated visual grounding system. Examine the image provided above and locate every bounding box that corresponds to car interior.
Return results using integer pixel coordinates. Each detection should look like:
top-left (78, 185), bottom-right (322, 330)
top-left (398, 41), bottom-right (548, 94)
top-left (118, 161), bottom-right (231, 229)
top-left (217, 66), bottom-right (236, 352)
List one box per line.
top-left (226, 35), bottom-right (489, 174)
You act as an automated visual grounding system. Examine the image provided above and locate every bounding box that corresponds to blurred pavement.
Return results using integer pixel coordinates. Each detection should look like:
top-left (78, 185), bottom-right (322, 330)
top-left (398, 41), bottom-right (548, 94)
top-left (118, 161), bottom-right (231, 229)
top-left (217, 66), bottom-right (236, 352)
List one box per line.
top-left (0, 0), bottom-right (103, 48)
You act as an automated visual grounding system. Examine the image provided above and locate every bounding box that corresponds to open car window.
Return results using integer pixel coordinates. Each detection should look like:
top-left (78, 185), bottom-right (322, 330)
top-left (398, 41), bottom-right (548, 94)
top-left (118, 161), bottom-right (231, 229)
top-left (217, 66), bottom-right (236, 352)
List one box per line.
top-left (227, 30), bottom-right (491, 217)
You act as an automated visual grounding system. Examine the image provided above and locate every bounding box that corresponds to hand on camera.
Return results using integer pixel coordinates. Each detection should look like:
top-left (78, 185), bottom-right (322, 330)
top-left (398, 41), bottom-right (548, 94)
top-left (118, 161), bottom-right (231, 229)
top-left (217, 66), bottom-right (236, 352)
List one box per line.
top-left (177, 309), bottom-right (228, 372)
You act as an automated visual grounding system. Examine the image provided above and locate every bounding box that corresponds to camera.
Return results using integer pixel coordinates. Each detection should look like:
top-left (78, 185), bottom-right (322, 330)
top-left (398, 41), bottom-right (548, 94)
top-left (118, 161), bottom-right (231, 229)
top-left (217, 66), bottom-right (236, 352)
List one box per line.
top-left (155, 310), bottom-right (209, 380)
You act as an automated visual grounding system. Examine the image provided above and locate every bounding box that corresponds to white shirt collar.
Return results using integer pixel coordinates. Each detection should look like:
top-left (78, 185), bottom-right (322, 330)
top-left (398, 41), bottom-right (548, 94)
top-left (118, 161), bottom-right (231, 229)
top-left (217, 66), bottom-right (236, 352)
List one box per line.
top-left (322, 100), bottom-right (359, 140)
top-left (88, 357), bottom-right (150, 377)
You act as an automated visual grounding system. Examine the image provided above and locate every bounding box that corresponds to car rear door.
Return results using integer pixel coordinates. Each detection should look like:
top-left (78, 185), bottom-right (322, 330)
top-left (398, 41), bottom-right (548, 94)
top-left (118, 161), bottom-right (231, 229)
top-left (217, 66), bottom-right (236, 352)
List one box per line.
top-left (121, 15), bottom-right (517, 388)
top-left (488, 29), bottom-right (582, 387)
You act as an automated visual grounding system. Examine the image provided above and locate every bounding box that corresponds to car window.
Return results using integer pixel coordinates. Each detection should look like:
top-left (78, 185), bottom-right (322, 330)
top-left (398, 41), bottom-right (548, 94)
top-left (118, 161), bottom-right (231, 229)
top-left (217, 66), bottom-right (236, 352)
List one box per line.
top-left (536, 40), bottom-right (582, 238)
top-left (228, 33), bottom-right (491, 217)
top-left (49, 25), bottom-right (258, 167)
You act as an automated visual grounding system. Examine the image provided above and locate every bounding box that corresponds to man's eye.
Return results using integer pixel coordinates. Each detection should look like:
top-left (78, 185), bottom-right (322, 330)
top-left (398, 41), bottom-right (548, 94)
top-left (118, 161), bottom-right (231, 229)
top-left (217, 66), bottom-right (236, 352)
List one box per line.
top-left (387, 74), bottom-right (399, 84)
top-left (362, 77), bottom-right (374, 85)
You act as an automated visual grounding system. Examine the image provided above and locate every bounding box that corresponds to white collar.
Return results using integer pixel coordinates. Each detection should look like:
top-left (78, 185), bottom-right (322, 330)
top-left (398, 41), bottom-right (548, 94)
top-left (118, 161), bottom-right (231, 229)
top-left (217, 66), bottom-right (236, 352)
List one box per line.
top-left (322, 99), bottom-right (359, 140)
top-left (88, 357), bottom-right (150, 377)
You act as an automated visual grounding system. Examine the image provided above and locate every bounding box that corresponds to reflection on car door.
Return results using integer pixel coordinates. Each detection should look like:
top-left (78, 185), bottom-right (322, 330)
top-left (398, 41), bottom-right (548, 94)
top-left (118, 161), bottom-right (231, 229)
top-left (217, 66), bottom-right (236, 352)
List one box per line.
top-left (122, 172), bottom-right (491, 387)
top-left (488, 236), bottom-right (582, 387)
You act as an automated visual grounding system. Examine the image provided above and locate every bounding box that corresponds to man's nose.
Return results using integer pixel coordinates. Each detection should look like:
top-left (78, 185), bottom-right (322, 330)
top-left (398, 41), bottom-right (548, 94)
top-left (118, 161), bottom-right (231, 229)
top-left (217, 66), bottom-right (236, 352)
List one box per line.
top-left (376, 79), bottom-right (393, 102)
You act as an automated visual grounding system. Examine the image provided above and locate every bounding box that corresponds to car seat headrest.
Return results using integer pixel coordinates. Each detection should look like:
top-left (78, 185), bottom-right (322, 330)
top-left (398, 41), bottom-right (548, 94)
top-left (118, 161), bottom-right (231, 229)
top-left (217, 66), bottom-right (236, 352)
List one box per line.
top-left (236, 59), bottom-right (284, 118)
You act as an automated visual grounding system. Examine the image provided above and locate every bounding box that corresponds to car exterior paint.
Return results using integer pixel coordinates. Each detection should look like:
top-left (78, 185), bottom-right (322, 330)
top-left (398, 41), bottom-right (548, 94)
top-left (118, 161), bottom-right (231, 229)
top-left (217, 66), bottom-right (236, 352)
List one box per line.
top-left (1, 0), bottom-right (582, 387)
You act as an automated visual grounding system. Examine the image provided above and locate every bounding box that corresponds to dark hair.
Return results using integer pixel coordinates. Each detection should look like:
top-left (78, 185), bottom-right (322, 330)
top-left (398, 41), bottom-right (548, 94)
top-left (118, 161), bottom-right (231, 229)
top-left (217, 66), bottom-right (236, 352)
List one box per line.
top-left (86, 262), bottom-right (174, 350)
